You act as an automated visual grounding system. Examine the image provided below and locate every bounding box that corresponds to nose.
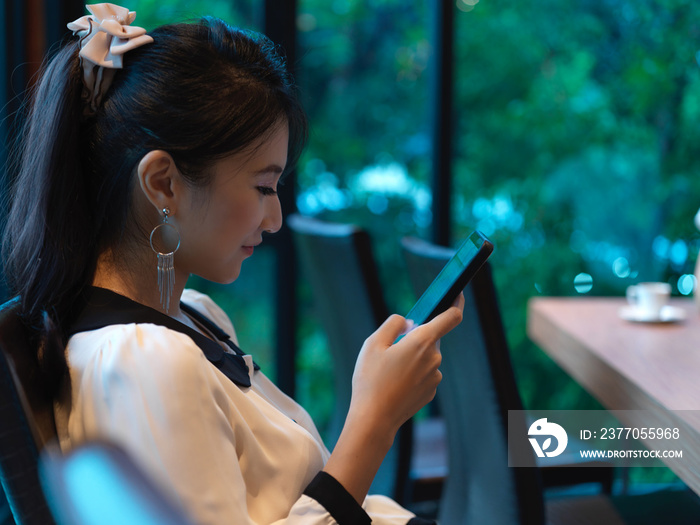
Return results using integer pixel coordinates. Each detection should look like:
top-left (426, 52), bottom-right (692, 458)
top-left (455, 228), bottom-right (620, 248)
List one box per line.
top-left (262, 194), bottom-right (283, 234)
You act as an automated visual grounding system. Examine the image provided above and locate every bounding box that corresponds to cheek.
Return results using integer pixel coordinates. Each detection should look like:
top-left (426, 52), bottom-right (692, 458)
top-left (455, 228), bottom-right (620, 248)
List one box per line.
top-left (228, 202), bottom-right (258, 230)
top-left (216, 198), bottom-right (263, 239)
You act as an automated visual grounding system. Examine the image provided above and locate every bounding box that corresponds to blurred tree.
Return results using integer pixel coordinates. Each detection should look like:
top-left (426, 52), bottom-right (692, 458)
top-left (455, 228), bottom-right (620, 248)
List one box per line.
top-left (296, 0), bottom-right (700, 420)
top-left (128, 0), bottom-right (255, 28)
top-left (447, 0), bottom-right (700, 410)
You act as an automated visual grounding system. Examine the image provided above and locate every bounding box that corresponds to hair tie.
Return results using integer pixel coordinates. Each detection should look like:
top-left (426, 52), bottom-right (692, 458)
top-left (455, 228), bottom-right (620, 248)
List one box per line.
top-left (67, 3), bottom-right (153, 115)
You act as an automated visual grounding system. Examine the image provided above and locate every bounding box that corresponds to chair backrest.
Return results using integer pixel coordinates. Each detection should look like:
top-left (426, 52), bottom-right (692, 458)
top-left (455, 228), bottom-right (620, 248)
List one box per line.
top-left (40, 442), bottom-right (194, 525)
top-left (287, 214), bottom-right (411, 500)
top-left (401, 237), bottom-right (545, 525)
top-left (0, 298), bottom-right (58, 525)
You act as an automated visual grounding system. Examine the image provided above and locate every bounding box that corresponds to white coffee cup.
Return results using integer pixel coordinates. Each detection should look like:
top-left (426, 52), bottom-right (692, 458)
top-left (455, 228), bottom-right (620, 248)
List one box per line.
top-left (626, 282), bottom-right (671, 318)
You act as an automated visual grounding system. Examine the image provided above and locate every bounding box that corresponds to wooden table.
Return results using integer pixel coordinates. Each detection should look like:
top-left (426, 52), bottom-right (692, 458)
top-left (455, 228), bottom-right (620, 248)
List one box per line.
top-left (527, 297), bottom-right (700, 493)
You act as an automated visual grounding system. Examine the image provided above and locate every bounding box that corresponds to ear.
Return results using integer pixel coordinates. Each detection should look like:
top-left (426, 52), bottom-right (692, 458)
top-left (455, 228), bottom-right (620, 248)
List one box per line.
top-left (136, 150), bottom-right (184, 214)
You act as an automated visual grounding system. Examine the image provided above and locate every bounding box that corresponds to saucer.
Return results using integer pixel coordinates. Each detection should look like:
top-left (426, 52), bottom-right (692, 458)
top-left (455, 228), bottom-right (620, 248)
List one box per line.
top-left (618, 305), bottom-right (686, 324)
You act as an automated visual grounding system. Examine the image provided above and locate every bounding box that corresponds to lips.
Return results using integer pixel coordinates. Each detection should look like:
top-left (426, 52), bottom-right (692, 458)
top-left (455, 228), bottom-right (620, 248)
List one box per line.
top-left (242, 242), bottom-right (261, 256)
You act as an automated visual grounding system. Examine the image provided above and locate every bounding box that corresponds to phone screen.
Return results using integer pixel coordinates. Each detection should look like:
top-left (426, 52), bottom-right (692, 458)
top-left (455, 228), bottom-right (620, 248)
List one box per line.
top-left (405, 231), bottom-right (493, 326)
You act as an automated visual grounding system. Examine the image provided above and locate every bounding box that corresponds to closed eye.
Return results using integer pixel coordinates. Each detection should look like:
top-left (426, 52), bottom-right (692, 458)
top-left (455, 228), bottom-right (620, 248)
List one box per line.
top-left (256, 186), bottom-right (278, 196)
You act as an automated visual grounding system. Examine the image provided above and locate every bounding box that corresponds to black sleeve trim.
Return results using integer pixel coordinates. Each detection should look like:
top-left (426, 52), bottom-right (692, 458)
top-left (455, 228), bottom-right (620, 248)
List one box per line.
top-left (407, 518), bottom-right (437, 525)
top-left (303, 471), bottom-right (371, 525)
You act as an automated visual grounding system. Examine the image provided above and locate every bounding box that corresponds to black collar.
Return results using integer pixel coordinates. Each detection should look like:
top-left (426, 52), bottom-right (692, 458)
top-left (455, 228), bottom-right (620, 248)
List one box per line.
top-left (68, 287), bottom-right (259, 388)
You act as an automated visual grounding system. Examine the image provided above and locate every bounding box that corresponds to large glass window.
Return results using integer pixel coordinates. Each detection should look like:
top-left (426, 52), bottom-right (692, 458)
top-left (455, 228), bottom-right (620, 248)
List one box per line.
top-left (295, 0), bottom-right (434, 431)
top-left (450, 0), bottom-right (700, 411)
top-left (295, 2), bottom-right (700, 494)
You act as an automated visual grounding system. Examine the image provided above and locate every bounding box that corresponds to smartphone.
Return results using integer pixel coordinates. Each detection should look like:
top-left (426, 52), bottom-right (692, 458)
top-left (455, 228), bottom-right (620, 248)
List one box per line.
top-left (405, 231), bottom-right (494, 327)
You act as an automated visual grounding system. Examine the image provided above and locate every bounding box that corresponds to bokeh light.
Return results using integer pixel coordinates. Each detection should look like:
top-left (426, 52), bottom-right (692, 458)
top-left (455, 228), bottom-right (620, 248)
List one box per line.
top-left (678, 274), bottom-right (696, 296)
top-left (574, 273), bottom-right (593, 294)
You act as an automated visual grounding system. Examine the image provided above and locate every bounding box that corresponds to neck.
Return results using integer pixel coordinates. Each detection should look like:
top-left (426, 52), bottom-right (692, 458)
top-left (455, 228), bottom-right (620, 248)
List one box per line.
top-left (92, 247), bottom-right (189, 319)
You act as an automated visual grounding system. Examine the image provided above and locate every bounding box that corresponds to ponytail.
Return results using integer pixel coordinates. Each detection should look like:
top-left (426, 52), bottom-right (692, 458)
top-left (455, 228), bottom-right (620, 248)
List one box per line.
top-left (2, 42), bottom-right (94, 393)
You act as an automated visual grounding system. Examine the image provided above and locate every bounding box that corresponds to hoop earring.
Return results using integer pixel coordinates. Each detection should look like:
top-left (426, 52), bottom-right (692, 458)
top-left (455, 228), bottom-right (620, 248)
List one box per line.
top-left (149, 207), bottom-right (181, 313)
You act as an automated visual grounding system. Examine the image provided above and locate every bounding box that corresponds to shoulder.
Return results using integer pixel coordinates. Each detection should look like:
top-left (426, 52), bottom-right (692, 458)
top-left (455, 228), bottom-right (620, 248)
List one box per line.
top-left (67, 322), bottom-right (213, 384)
top-left (61, 324), bottom-right (236, 465)
top-left (181, 288), bottom-right (238, 344)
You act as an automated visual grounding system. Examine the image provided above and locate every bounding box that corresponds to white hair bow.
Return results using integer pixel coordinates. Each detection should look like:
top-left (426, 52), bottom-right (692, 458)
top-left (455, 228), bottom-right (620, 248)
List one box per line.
top-left (68, 3), bottom-right (153, 114)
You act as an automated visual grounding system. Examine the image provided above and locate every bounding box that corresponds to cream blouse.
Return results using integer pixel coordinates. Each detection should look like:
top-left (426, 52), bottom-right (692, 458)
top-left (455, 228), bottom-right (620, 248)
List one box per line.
top-left (54, 288), bottom-right (423, 525)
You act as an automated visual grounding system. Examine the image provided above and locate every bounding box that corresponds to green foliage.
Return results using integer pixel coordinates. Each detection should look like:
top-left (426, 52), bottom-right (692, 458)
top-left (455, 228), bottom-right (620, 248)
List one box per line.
top-left (444, 0), bottom-right (700, 418)
top-left (128, 0), bottom-right (256, 29)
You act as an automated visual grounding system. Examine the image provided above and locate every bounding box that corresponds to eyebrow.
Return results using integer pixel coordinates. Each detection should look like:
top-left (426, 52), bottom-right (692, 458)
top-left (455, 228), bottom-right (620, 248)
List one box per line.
top-left (253, 164), bottom-right (285, 176)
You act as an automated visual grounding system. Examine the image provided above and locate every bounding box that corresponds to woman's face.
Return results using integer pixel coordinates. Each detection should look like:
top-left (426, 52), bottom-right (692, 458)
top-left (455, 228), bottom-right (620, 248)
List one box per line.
top-left (175, 121), bottom-right (288, 284)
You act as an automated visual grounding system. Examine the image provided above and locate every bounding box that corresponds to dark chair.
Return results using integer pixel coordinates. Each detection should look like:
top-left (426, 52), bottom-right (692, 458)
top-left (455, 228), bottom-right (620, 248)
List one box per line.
top-left (0, 298), bottom-right (57, 525)
top-left (400, 236), bottom-right (700, 524)
top-left (39, 441), bottom-right (195, 525)
top-left (287, 214), bottom-right (443, 505)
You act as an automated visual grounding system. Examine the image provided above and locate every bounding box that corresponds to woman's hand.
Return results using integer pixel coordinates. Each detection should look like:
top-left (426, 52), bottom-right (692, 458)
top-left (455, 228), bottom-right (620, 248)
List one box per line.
top-left (351, 292), bottom-right (465, 436)
top-left (323, 293), bottom-right (464, 503)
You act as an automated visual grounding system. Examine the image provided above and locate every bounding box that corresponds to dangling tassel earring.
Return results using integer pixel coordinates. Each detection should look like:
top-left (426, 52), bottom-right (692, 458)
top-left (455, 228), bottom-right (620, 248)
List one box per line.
top-left (149, 207), bottom-right (181, 313)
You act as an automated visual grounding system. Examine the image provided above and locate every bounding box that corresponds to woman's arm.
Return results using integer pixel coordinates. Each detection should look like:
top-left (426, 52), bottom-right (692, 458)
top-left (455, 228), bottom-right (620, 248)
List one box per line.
top-left (323, 294), bottom-right (464, 504)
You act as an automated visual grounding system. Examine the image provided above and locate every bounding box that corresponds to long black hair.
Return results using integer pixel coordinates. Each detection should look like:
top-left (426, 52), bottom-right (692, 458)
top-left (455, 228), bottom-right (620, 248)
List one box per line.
top-left (2, 17), bottom-right (307, 393)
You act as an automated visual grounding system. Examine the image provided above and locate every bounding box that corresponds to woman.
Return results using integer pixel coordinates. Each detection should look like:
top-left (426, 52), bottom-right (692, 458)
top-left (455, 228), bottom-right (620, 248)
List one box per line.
top-left (2, 4), bottom-right (463, 524)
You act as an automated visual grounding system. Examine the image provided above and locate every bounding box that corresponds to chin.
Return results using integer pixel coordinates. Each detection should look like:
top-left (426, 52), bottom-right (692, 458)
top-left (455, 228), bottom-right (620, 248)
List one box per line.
top-left (227, 265), bottom-right (245, 284)
top-left (198, 265), bottom-right (242, 285)
top-left (219, 270), bottom-right (242, 285)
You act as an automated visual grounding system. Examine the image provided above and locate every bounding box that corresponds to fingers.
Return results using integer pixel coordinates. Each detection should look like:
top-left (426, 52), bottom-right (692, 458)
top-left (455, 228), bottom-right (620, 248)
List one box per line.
top-left (423, 291), bottom-right (464, 340)
top-left (374, 292), bottom-right (464, 350)
top-left (368, 314), bottom-right (411, 348)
